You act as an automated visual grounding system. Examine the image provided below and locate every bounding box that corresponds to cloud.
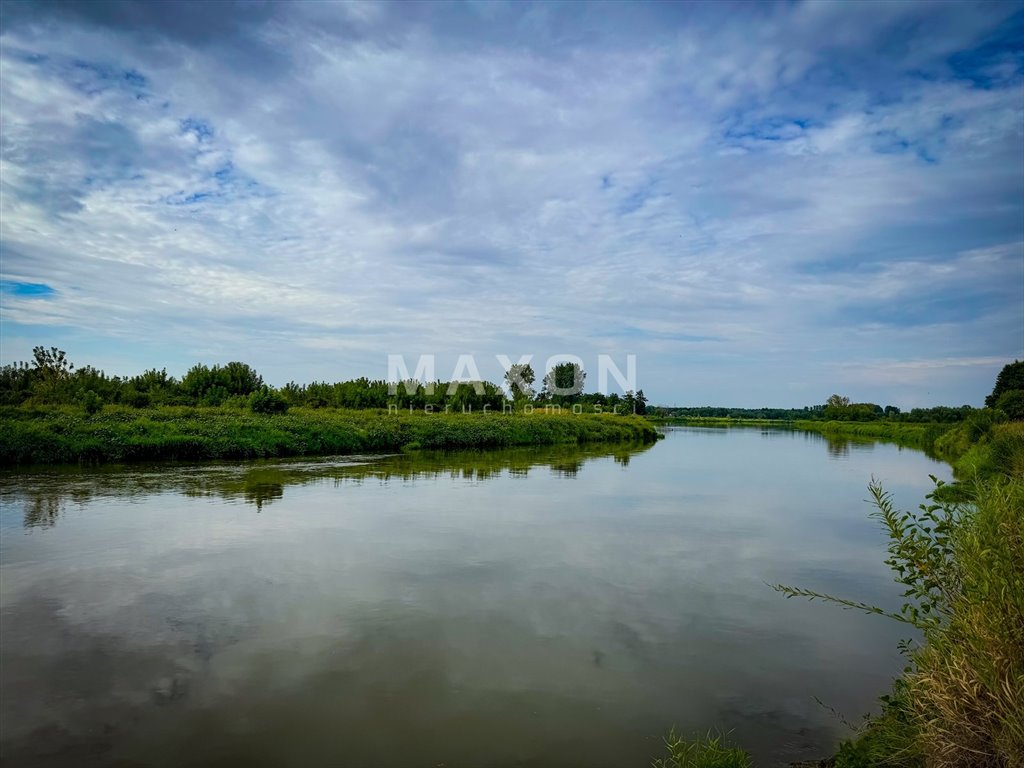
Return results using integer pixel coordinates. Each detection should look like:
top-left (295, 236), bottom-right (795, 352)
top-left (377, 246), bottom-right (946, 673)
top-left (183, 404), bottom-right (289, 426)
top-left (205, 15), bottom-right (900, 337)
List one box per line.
top-left (0, 1), bottom-right (1021, 406)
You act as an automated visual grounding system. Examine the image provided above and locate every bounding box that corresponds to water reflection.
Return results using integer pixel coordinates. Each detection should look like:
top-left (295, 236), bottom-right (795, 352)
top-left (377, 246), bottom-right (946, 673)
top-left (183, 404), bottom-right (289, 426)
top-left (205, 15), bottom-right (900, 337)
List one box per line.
top-left (4, 442), bottom-right (654, 528)
top-left (0, 430), bottom-right (950, 767)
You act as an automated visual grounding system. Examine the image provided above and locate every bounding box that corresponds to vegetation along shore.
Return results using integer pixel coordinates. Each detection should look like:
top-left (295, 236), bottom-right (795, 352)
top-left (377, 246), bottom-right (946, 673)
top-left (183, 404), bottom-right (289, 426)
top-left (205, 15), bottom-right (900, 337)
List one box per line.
top-left (0, 348), bottom-right (657, 465)
top-left (654, 362), bottom-right (1023, 768)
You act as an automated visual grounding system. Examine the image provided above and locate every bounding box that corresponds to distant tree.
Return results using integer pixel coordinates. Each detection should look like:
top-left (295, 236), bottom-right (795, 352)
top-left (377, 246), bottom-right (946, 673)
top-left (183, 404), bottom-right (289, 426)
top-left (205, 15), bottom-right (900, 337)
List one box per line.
top-left (504, 363), bottom-right (536, 401)
top-left (542, 363), bottom-right (585, 400)
top-left (827, 394), bottom-right (850, 408)
top-left (986, 361), bottom-right (1024, 407)
top-left (30, 346), bottom-right (74, 401)
top-left (221, 361), bottom-right (263, 396)
top-left (32, 346), bottom-right (73, 377)
top-left (0, 361), bottom-right (34, 405)
top-left (634, 389), bottom-right (648, 415)
top-left (182, 362), bottom-right (263, 405)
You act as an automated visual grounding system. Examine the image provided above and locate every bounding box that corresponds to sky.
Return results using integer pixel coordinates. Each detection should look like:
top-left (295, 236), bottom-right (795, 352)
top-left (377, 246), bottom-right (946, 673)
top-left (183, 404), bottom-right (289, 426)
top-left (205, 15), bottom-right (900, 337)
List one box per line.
top-left (0, 0), bottom-right (1022, 408)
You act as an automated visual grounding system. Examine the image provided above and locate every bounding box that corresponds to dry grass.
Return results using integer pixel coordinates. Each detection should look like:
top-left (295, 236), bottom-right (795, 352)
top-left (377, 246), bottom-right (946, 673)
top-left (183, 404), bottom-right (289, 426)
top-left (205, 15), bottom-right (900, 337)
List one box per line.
top-left (907, 480), bottom-right (1024, 768)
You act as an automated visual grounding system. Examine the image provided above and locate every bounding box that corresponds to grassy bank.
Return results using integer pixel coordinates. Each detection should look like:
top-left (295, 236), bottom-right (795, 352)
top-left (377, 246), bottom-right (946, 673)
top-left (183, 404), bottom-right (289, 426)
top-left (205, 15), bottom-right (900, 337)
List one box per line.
top-left (653, 408), bottom-right (1024, 766)
top-left (0, 405), bottom-right (659, 466)
top-left (774, 417), bottom-right (1024, 767)
top-left (651, 417), bottom-right (954, 453)
top-left (792, 419), bottom-right (952, 452)
top-left (648, 416), bottom-right (785, 428)
top-left (814, 475), bottom-right (1024, 768)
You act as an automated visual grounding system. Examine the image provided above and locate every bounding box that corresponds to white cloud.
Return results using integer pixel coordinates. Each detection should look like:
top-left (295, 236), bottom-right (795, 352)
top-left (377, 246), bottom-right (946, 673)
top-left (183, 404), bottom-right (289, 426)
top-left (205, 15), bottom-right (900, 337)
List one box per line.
top-left (0, 1), bottom-right (1021, 406)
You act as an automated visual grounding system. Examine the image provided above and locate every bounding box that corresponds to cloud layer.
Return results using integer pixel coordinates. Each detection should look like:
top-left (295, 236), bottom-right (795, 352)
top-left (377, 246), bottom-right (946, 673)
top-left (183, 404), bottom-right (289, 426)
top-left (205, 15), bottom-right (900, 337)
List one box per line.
top-left (1, 1), bottom-right (1022, 406)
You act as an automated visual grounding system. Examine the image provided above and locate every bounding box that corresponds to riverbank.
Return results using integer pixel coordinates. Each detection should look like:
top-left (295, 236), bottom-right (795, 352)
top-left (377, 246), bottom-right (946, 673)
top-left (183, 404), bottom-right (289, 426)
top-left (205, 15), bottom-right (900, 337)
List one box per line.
top-left (652, 414), bottom-right (1024, 767)
top-left (0, 405), bottom-right (659, 465)
top-left (791, 419), bottom-right (951, 452)
top-left (651, 416), bottom-right (952, 452)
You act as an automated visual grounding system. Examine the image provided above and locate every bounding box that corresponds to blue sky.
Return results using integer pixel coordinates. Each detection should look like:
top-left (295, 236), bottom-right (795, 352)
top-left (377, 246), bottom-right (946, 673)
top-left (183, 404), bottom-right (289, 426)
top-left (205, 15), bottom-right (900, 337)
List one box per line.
top-left (0, 1), bottom-right (1021, 407)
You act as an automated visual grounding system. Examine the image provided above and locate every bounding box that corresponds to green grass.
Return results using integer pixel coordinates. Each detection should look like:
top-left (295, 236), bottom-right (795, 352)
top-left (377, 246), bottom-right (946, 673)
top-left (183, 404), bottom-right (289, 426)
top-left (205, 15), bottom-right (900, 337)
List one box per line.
top-left (939, 421), bottom-right (1024, 483)
top-left (0, 405), bottom-right (660, 465)
top-left (792, 420), bottom-right (952, 451)
top-left (651, 731), bottom-right (752, 768)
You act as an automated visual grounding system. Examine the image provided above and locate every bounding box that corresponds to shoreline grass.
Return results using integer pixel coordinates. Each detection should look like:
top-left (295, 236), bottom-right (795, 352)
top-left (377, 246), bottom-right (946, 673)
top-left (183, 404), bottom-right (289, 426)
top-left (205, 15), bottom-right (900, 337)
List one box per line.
top-left (652, 416), bottom-right (953, 453)
top-left (791, 419), bottom-right (952, 451)
top-left (0, 405), bottom-right (659, 466)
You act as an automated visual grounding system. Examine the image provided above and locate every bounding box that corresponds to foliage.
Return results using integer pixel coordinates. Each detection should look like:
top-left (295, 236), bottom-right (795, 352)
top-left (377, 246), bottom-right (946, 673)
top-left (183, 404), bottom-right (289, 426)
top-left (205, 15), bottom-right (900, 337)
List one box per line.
top-left (623, 389), bottom-right (648, 415)
top-left (652, 405), bottom-right (973, 424)
top-left (795, 420), bottom-right (951, 453)
top-left (772, 478), bottom-right (957, 629)
top-left (80, 389), bottom-right (103, 416)
top-left (541, 362), bottom-right (586, 400)
top-left (249, 387), bottom-right (289, 414)
top-left (985, 360), bottom-right (1024, 408)
top-left (0, 349), bottom-right (645, 414)
top-left (651, 731), bottom-right (751, 768)
top-left (824, 395), bottom-right (885, 421)
top-left (909, 478), bottom-right (1024, 767)
top-left (832, 679), bottom-right (922, 768)
top-left (182, 361), bottom-right (263, 405)
top-left (504, 363), bottom-right (536, 400)
top-left (827, 394), bottom-right (851, 409)
top-left (774, 477), bottom-right (1024, 768)
top-left (0, 406), bottom-right (659, 465)
top-left (994, 389), bottom-right (1024, 420)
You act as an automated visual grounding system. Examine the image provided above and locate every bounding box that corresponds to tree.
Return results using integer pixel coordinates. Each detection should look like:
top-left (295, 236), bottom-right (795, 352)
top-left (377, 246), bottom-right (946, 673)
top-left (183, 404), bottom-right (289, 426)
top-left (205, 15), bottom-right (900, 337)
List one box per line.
top-left (827, 394), bottom-right (851, 408)
top-left (221, 361), bottom-right (263, 396)
top-left (634, 389), bottom-right (648, 415)
top-left (31, 346), bottom-right (74, 401)
top-left (986, 361), bottom-right (1024, 407)
top-left (504, 363), bottom-right (535, 401)
top-left (181, 361), bottom-right (263, 405)
top-left (542, 362), bottom-right (586, 400)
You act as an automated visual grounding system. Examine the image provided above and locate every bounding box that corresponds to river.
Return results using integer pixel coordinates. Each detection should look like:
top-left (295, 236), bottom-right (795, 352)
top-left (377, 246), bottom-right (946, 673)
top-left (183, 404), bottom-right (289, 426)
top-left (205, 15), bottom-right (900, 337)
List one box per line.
top-left (0, 427), bottom-right (951, 767)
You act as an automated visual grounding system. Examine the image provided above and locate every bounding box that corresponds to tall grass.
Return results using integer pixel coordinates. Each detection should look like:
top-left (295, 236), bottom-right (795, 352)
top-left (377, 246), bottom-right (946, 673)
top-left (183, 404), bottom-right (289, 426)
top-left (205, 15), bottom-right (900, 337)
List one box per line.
top-left (775, 477), bottom-right (1024, 768)
top-left (907, 479), bottom-right (1024, 768)
top-left (0, 405), bottom-right (659, 465)
top-left (651, 731), bottom-right (752, 768)
top-left (941, 422), bottom-right (1024, 483)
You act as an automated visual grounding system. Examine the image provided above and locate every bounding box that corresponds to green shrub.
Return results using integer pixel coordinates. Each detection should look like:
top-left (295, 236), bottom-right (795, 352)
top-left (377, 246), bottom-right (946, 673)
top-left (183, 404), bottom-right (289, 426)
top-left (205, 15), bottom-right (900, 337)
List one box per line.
top-left (249, 388), bottom-right (290, 414)
top-left (994, 390), bottom-right (1024, 420)
top-left (80, 389), bottom-right (102, 416)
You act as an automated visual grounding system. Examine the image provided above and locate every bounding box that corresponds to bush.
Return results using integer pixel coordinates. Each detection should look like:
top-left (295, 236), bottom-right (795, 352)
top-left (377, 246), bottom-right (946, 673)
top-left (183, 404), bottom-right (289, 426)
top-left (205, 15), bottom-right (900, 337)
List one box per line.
top-left (80, 389), bottom-right (103, 416)
top-left (249, 388), bottom-right (290, 414)
top-left (994, 390), bottom-right (1024, 421)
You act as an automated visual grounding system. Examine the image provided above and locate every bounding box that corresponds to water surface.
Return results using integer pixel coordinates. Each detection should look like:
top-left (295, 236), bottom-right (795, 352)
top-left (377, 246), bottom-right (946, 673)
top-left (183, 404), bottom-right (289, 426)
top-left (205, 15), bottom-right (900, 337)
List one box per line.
top-left (0, 428), bottom-right (950, 767)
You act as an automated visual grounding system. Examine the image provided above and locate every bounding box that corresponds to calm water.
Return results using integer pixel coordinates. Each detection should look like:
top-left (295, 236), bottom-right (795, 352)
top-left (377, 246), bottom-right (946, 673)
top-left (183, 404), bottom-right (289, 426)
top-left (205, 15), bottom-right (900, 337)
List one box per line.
top-left (0, 428), bottom-right (950, 767)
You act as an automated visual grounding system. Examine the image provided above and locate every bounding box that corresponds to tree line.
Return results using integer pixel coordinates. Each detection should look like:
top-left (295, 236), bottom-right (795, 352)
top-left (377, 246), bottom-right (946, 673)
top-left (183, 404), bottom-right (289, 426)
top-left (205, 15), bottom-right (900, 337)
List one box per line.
top-left (0, 349), bottom-right (647, 415)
